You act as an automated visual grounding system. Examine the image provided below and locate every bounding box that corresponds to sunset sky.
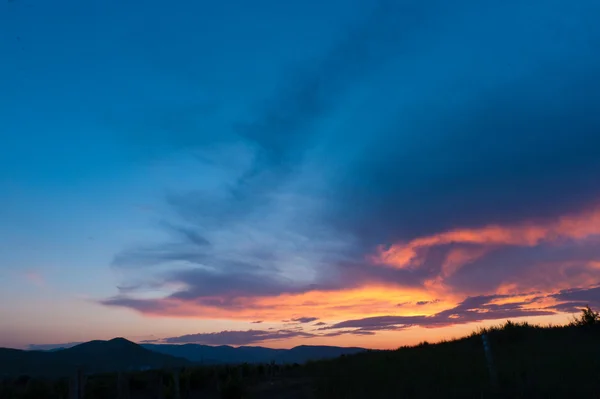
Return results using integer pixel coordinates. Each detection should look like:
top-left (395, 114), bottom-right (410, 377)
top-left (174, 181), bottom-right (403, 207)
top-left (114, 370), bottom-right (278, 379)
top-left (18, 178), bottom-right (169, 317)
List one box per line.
top-left (2, 0), bottom-right (600, 350)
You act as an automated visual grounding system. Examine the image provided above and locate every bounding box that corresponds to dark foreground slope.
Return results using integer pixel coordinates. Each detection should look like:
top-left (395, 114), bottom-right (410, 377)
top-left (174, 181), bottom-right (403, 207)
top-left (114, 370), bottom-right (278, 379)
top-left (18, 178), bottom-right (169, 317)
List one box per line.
top-left (0, 338), bottom-right (190, 378)
top-left (305, 322), bottom-right (600, 399)
top-left (2, 322), bottom-right (600, 398)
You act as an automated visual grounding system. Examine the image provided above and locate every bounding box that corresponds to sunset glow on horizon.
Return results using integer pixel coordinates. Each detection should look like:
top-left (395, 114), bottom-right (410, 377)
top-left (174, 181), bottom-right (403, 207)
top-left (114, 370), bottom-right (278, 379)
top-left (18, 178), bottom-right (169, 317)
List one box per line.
top-left (2, 0), bottom-right (600, 351)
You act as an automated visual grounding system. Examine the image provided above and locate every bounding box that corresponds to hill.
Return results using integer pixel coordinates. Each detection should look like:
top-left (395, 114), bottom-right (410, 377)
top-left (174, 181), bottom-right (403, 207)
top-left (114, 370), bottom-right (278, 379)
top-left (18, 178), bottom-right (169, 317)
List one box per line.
top-left (276, 345), bottom-right (365, 364)
top-left (142, 343), bottom-right (365, 364)
top-left (304, 322), bottom-right (600, 398)
top-left (142, 343), bottom-right (282, 364)
top-left (2, 309), bottom-right (600, 398)
top-left (0, 338), bottom-right (190, 378)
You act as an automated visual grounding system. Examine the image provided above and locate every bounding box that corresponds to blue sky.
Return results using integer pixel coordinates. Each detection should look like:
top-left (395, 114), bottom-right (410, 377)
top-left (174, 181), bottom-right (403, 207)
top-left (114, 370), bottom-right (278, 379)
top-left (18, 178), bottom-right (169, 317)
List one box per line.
top-left (2, 0), bottom-right (600, 349)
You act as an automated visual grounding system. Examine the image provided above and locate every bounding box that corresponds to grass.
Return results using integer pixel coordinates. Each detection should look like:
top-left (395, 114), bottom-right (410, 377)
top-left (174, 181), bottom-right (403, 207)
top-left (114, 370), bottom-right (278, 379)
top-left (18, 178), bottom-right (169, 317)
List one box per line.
top-left (308, 321), bottom-right (600, 398)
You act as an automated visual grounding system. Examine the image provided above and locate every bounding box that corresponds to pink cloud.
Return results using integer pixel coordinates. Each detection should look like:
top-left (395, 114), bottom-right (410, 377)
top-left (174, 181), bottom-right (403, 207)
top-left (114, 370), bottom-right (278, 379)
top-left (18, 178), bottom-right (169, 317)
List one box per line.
top-left (23, 271), bottom-right (45, 287)
top-left (372, 205), bottom-right (600, 270)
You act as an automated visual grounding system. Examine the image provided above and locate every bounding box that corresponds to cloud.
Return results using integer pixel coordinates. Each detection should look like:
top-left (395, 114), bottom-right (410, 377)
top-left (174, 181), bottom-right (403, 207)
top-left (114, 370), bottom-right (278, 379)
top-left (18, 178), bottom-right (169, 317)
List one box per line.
top-left (102, 284), bottom-right (441, 321)
top-left (159, 221), bottom-right (211, 247)
top-left (233, 0), bottom-right (418, 171)
top-left (323, 294), bottom-right (555, 332)
top-left (160, 329), bottom-right (315, 346)
top-left (104, 284), bottom-right (600, 347)
top-left (103, 0), bottom-right (600, 339)
top-left (549, 285), bottom-right (600, 313)
top-left (416, 300), bottom-right (440, 306)
top-left (373, 206), bottom-right (600, 271)
top-left (442, 252), bottom-right (600, 296)
top-left (154, 326), bottom-right (383, 346)
top-left (552, 285), bottom-right (600, 303)
top-left (23, 271), bottom-right (45, 287)
top-left (322, 330), bottom-right (376, 337)
top-left (361, 206), bottom-right (600, 297)
top-left (291, 317), bottom-right (319, 324)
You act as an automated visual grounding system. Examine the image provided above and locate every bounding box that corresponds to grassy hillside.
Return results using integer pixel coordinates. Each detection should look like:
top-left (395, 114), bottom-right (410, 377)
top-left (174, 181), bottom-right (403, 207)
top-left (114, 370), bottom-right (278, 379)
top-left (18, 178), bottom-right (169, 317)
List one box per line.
top-left (307, 322), bottom-right (600, 398)
top-left (1, 309), bottom-right (600, 398)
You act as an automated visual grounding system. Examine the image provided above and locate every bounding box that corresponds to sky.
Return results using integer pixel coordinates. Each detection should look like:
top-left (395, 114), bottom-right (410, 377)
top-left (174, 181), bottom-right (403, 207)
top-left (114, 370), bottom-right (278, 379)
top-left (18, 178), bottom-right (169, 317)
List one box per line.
top-left (1, 0), bottom-right (600, 350)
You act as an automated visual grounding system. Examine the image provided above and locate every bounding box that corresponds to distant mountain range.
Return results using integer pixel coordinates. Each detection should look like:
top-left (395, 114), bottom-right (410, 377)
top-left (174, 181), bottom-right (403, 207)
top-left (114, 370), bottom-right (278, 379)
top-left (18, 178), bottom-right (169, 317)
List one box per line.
top-left (0, 338), bottom-right (190, 378)
top-left (142, 343), bottom-right (365, 365)
top-left (0, 338), bottom-right (365, 378)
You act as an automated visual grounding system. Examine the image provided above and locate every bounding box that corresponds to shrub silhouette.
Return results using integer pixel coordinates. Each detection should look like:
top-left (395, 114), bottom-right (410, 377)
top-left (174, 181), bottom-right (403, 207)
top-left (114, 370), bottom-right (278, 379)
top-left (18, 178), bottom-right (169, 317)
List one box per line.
top-left (570, 305), bottom-right (599, 327)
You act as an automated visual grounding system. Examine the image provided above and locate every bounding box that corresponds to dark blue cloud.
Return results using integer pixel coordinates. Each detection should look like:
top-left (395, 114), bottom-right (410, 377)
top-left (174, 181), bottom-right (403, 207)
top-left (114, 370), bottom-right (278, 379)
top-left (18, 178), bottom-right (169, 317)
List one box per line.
top-left (416, 300), bottom-right (440, 306)
top-left (233, 0), bottom-right (434, 169)
top-left (161, 329), bottom-right (315, 345)
top-left (159, 221), bottom-right (211, 248)
top-left (168, 267), bottom-right (325, 300)
top-left (323, 294), bottom-right (554, 332)
top-left (291, 317), bottom-right (319, 324)
top-left (101, 297), bottom-right (175, 314)
top-left (105, 0), bottom-right (600, 314)
top-left (331, 71), bottom-right (600, 248)
top-left (551, 286), bottom-right (600, 310)
top-left (156, 326), bottom-right (377, 345)
top-left (445, 244), bottom-right (600, 294)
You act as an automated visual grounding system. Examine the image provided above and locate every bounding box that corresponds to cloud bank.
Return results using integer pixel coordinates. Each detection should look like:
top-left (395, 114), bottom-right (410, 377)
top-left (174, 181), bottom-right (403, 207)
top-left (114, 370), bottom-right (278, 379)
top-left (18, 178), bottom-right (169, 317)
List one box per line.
top-left (101, 0), bottom-right (600, 345)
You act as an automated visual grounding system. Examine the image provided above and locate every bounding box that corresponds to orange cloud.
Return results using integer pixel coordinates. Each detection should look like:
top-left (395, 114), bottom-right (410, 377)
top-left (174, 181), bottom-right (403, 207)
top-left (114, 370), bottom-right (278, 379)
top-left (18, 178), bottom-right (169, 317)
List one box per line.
top-left (102, 203), bottom-right (600, 349)
top-left (441, 247), bottom-right (490, 278)
top-left (495, 260), bottom-right (600, 295)
top-left (372, 205), bottom-right (600, 270)
top-left (109, 200), bottom-right (600, 326)
top-left (422, 246), bottom-right (491, 294)
top-left (122, 284), bottom-right (457, 323)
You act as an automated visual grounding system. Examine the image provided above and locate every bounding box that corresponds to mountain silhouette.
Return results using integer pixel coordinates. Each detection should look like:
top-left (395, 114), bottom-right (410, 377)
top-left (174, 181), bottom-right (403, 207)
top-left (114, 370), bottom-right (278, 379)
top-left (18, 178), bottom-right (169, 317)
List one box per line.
top-left (142, 343), bottom-right (365, 364)
top-left (0, 338), bottom-right (190, 378)
top-left (0, 338), bottom-right (365, 378)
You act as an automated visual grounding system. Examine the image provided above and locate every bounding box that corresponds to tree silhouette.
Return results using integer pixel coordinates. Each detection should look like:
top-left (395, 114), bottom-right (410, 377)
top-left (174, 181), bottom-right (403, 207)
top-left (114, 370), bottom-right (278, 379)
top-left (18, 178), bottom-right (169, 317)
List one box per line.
top-left (571, 305), bottom-right (599, 327)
